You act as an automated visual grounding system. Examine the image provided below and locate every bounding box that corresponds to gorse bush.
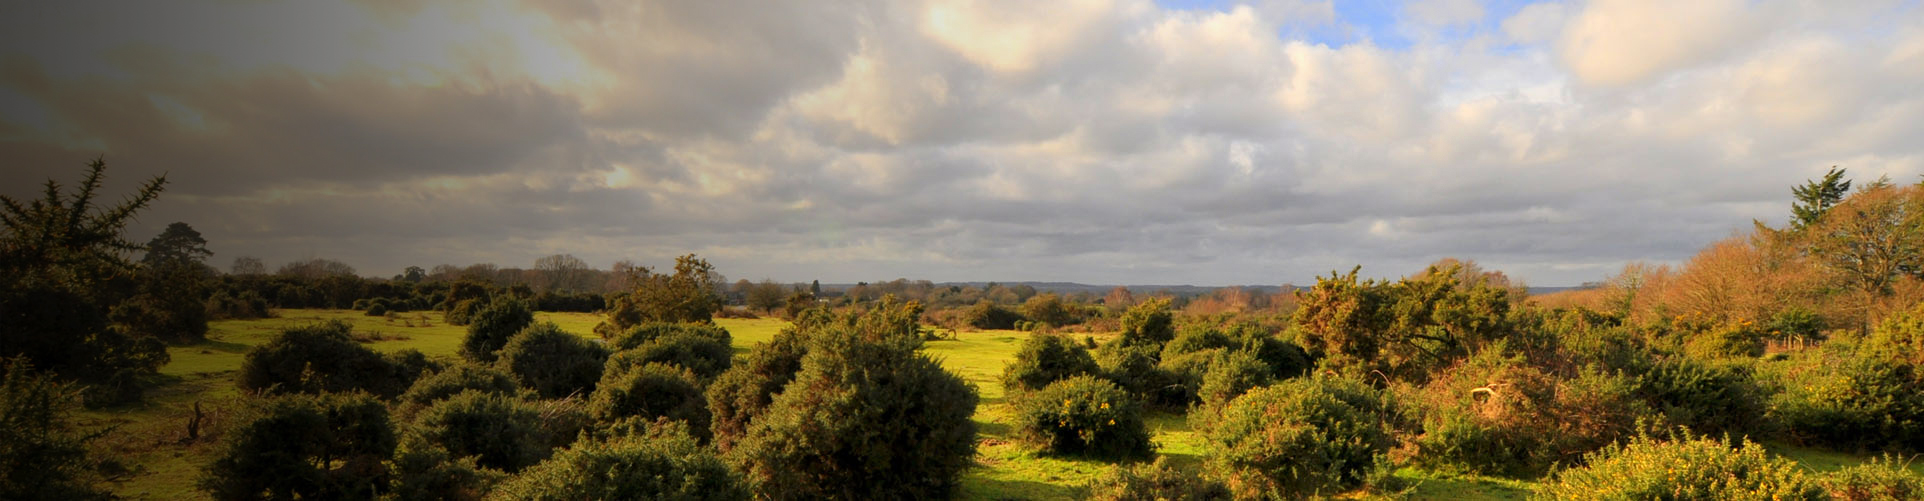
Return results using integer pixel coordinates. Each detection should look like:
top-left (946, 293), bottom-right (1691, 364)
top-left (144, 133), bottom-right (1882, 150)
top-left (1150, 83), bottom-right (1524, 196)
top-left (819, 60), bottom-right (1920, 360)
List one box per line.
top-left (1204, 376), bottom-right (1396, 498)
top-left (488, 420), bottom-right (747, 501)
top-left (385, 434), bottom-right (503, 501)
top-left (589, 362), bottom-right (709, 442)
top-left (395, 362), bottom-right (523, 418)
top-left (1822, 455), bottom-right (1924, 501)
top-left (723, 301), bottom-right (978, 499)
top-left (1635, 356), bottom-right (1764, 435)
top-left (1085, 457), bottom-right (1231, 501)
top-left (200, 392), bottom-right (397, 500)
top-left (1535, 431), bottom-right (1827, 500)
top-left (408, 390), bottom-right (550, 473)
top-left (237, 321), bottom-right (432, 398)
top-left (604, 330), bottom-right (733, 381)
top-left (1096, 341), bottom-right (1191, 411)
top-left (1001, 333), bottom-right (1100, 394)
top-left (497, 322), bottom-right (609, 399)
top-left (461, 297), bottom-right (533, 362)
top-left (1198, 349), bottom-right (1274, 409)
top-left (1116, 298), bottom-right (1176, 348)
top-left (0, 359), bottom-right (112, 501)
top-left (1409, 345), bottom-right (1643, 477)
top-left (1009, 374), bottom-right (1152, 460)
top-left (1771, 352), bottom-right (1924, 451)
top-left (706, 329), bottom-right (807, 452)
top-left (963, 301), bottom-right (1024, 330)
top-left (608, 321), bottom-right (732, 349)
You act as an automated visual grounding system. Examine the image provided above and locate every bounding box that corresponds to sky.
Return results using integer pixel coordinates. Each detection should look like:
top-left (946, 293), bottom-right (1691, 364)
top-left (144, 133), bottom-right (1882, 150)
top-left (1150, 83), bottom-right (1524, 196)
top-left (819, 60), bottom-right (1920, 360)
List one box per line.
top-left (2, 0), bottom-right (1922, 287)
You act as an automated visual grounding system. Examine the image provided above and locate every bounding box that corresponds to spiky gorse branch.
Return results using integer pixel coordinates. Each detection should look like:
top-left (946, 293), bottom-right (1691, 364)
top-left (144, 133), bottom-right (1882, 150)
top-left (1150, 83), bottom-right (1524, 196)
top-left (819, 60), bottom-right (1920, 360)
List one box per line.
top-left (0, 157), bottom-right (167, 288)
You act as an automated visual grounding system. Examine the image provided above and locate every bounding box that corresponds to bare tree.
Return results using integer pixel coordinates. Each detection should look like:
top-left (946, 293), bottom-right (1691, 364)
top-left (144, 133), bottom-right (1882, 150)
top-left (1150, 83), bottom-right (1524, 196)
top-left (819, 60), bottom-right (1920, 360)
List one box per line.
top-left (230, 256), bottom-right (266, 276)
top-left (535, 253), bottom-right (591, 292)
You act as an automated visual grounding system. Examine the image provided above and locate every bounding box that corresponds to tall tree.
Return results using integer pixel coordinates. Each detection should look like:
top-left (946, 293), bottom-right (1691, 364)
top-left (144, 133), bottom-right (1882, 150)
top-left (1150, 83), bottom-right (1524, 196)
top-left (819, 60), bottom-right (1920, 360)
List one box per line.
top-left (1790, 166), bottom-right (1851, 232)
top-left (595, 254), bottom-right (723, 337)
top-left (139, 222), bottom-right (211, 267)
top-left (230, 256), bottom-right (266, 276)
top-left (534, 253), bottom-right (590, 292)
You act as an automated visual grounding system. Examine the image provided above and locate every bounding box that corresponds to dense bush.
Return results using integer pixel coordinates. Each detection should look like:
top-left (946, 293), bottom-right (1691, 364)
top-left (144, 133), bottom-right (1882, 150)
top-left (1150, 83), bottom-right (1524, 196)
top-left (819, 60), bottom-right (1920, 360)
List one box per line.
top-left (1682, 320), bottom-right (1769, 360)
top-left (1822, 455), bottom-right (1924, 501)
top-left (237, 321), bottom-right (432, 398)
top-left (1002, 333), bottom-right (1100, 394)
top-left (1204, 376), bottom-right (1396, 497)
top-left (963, 301), bottom-right (1025, 330)
top-left (1635, 356), bottom-right (1764, 435)
top-left (1771, 353), bottom-right (1924, 451)
top-left (726, 323), bottom-right (978, 499)
top-left (385, 435), bottom-right (503, 501)
top-left (1115, 298), bottom-right (1176, 348)
top-left (1162, 326), bottom-right (1235, 361)
top-left (1868, 302), bottom-right (1924, 364)
top-left (1230, 325), bottom-right (1312, 380)
top-left (488, 421), bottom-right (747, 501)
top-left (1085, 457), bottom-right (1231, 501)
top-left (1536, 432), bottom-right (1827, 500)
top-left (395, 362), bottom-right (523, 417)
top-left (589, 362), bottom-right (709, 441)
top-left (408, 390), bottom-right (550, 473)
top-left (1198, 350), bottom-right (1274, 409)
top-left (0, 359), bottom-right (112, 500)
top-left (200, 392), bottom-right (397, 500)
top-left (205, 289), bottom-right (272, 320)
top-left (497, 323), bottom-right (610, 399)
top-left (706, 329), bottom-right (808, 452)
top-left (608, 321), bottom-right (732, 349)
top-left (1096, 341), bottom-right (1192, 410)
top-left (444, 298), bottom-right (485, 326)
top-left (1009, 374), bottom-right (1152, 460)
top-left (1410, 346), bottom-right (1643, 477)
top-left (594, 254), bottom-right (723, 338)
top-left (461, 297), bottom-right (534, 362)
top-left (604, 331), bottom-right (733, 381)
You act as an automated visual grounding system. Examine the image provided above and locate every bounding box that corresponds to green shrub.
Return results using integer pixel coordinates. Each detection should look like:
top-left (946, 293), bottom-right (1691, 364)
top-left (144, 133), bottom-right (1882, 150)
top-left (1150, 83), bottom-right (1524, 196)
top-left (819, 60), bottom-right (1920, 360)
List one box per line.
top-left (384, 434), bottom-right (504, 501)
top-left (200, 392), bottom-right (397, 500)
top-left (408, 390), bottom-right (549, 473)
top-left (1204, 376), bottom-right (1395, 497)
top-left (237, 321), bottom-right (426, 397)
top-left (964, 301), bottom-right (1024, 330)
top-left (0, 359), bottom-right (112, 501)
top-left (1772, 354), bottom-right (1924, 451)
top-left (1231, 327), bottom-right (1312, 380)
top-left (1162, 326), bottom-right (1234, 360)
top-left (604, 331), bottom-right (733, 381)
top-left (1155, 347), bottom-right (1221, 407)
top-left (1410, 346), bottom-right (1643, 477)
top-left (1771, 306), bottom-right (1827, 342)
top-left (497, 323), bottom-right (609, 399)
top-left (1085, 457), bottom-right (1231, 501)
top-left (462, 297), bottom-right (533, 362)
top-left (1096, 341), bottom-right (1191, 411)
top-left (589, 362), bottom-right (709, 442)
top-left (607, 321), bottom-right (732, 349)
top-left (1001, 333), bottom-right (1100, 394)
top-left (706, 329), bottom-right (808, 452)
top-left (1868, 302), bottom-right (1924, 364)
top-left (1683, 320), bottom-right (1770, 360)
top-left (1116, 298), bottom-right (1176, 348)
top-left (1009, 374), bottom-right (1152, 460)
top-left (396, 362), bottom-right (523, 417)
top-left (444, 298), bottom-right (485, 326)
top-left (1535, 432), bottom-right (1827, 500)
top-left (726, 325), bottom-right (978, 499)
top-left (1198, 350), bottom-right (1274, 409)
top-left (1635, 357), bottom-right (1764, 435)
top-left (365, 303), bottom-right (388, 316)
top-left (1823, 455), bottom-right (1924, 501)
top-left (488, 420), bottom-right (746, 501)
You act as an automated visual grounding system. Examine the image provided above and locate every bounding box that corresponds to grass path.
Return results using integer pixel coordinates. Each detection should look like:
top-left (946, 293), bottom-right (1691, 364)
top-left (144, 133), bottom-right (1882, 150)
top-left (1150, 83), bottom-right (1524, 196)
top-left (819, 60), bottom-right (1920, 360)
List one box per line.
top-left (86, 310), bottom-right (1916, 500)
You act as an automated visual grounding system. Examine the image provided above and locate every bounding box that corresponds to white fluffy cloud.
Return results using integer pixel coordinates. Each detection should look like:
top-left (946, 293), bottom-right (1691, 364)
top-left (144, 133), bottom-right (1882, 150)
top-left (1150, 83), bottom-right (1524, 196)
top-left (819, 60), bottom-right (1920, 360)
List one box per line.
top-left (3, 0), bottom-right (1922, 286)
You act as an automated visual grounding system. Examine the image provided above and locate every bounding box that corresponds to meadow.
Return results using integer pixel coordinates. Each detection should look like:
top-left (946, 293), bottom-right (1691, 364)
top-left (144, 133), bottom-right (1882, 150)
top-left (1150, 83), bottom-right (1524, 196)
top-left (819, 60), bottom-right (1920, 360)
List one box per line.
top-left (84, 309), bottom-right (1913, 500)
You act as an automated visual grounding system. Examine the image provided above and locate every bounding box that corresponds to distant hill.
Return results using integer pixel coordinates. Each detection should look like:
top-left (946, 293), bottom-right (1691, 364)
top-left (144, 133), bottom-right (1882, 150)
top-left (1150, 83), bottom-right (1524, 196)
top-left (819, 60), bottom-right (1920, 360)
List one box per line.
top-left (815, 281), bottom-right (1590, 297)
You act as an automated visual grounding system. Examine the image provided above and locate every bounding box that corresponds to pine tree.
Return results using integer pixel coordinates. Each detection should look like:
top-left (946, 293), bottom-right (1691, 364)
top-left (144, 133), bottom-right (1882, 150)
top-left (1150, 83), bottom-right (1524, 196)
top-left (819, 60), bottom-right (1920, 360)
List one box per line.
top-left (1790, 166), bottom-right (1850, 232)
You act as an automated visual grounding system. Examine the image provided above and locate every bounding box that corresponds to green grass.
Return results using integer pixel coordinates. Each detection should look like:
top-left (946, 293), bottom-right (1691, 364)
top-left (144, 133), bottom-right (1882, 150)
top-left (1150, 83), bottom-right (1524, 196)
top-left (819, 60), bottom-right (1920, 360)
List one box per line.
top-left (89, 310), bottom-right (1923, 499)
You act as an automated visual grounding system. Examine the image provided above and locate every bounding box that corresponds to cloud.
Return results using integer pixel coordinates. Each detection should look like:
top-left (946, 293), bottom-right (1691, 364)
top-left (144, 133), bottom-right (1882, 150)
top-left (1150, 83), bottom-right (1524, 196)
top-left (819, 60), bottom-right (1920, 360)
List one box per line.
top-left (3, 0), bottom-right (1923, 287)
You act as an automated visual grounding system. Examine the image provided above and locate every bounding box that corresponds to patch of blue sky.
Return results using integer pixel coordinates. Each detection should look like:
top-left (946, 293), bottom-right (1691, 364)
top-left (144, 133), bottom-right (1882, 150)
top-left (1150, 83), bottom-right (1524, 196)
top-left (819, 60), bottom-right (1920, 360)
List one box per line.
top-left (1154, 0), bottom-right (1550, 52)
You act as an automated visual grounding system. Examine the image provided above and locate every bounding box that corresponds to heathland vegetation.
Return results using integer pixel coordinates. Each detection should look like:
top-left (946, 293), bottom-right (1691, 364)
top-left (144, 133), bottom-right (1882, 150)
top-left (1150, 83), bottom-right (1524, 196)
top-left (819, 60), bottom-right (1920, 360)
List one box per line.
top-left (4, 160), bottom-right (1924, 499)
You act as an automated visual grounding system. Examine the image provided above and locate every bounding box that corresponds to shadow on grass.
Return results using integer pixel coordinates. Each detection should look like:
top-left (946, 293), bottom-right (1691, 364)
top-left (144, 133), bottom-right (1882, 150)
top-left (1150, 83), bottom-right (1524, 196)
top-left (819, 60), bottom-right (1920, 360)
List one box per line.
top-left (961, 476), bottom-right (1087, 501)
top-left (190, 339), bottom-right (251, 354)
top-left (1400, 470), bottom-right (1534, 500)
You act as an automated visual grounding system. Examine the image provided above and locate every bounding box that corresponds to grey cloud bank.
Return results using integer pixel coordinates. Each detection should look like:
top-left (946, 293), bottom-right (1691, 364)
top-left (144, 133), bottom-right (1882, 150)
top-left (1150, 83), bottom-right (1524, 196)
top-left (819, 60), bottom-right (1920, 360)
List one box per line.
top-left (3, 0), bottom-right (1922, 286)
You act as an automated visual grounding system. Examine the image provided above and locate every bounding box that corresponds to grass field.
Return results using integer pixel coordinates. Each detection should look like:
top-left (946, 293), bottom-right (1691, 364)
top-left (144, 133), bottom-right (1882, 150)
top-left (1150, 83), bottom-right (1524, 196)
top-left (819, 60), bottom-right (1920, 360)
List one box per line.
top-left (85, 309), bottom-right (1917, 500)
